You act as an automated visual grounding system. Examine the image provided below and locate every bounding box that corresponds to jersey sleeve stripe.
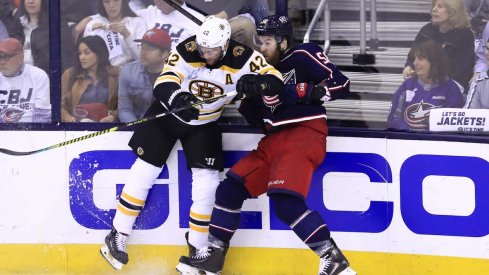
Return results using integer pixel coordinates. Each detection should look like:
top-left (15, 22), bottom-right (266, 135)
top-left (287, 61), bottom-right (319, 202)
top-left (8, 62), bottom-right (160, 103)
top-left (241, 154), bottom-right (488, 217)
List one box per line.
top-left (155, 75), bottom-right (181, 86)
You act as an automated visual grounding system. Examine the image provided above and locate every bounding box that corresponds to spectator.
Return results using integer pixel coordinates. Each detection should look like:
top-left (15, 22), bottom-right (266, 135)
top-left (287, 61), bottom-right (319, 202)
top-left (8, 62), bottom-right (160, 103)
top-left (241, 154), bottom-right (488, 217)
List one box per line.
top-left (135, 0), bottom-right (205, 48)
top-left (0, 0), bottom-right (24, 43)
top-left (77, 0), bottom-right (205, 50)
top-left (129, 0), bottom-right (151, 11)
top-left (473, 19), bottom-right (489, 77)
top-left (29, 6), bottom-right (48, 75)
top-left (464, 0), bottom-right (489, 38)
top-left (0, 38), bottom-right (51, 123)
top-left (389, 40), bottom-right (465, 131)
top-left (60, 0), bottom-right (97, 70)
top-left (15, 0), bottom-right (48, 66)
top-left (466, 38), bottom-right (489, 108)
top-left (61, 35), bottom-right (119, 123)
top-left (403, 0), bottom-right (474, 92)
top-left (83, 0), bottom-right (146, 67)
top-left (118, 28), bottom-right (171, 122)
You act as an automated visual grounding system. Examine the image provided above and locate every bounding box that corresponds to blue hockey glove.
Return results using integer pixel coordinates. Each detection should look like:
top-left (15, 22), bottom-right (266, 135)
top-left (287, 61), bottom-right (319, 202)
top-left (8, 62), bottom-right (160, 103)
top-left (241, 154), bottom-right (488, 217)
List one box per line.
top-left (170, 93), bottom-right (200, 122)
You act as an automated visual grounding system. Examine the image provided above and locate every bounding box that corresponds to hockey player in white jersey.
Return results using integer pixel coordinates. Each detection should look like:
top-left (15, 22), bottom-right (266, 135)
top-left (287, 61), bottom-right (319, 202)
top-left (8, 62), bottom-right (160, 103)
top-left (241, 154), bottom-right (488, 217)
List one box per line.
top-left (100, 16), bottom-right (283, 271)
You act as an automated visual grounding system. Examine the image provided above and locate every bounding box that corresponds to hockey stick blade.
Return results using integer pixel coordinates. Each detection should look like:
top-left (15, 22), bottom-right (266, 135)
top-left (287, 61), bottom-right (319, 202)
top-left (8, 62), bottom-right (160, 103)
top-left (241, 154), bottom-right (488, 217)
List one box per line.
top-left (0, 91), bottom-right (237, 156)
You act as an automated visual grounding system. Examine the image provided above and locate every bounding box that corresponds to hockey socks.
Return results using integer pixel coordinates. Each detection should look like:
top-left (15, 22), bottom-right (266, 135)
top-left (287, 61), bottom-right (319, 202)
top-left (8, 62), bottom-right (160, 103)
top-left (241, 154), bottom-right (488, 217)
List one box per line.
top-left (188, 168), bottom-right (220, 250)
top-left (270, 193), bottom-right (331, 255)
top-left (113, 158), bottom-right (162, 234)
top-left (209, 174), bottom-right (250, 243)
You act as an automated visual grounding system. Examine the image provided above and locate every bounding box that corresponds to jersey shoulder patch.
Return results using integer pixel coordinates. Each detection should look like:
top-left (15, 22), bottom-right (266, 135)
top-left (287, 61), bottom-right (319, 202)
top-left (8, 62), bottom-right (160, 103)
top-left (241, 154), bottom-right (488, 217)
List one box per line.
top-left (220, 40), bottom-right (254, 69)
top-left (176, 36), bottom-right (204, 63)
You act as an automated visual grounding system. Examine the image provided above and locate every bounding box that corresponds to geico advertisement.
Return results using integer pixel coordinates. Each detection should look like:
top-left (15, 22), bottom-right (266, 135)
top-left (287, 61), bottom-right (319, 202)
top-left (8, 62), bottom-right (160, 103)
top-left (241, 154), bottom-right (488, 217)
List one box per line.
top-left (0, 131), bottom-right (488, 260)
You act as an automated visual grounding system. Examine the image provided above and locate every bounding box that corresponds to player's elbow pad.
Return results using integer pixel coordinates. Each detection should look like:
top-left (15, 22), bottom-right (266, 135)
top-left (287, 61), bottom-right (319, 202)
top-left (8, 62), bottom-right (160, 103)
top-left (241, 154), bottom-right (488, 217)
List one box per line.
top-left (153, 82), bottom-right (181, 103)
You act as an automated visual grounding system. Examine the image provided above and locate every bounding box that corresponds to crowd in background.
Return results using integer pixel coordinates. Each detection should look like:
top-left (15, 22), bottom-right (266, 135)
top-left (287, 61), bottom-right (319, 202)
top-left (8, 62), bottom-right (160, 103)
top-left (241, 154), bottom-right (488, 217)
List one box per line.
top-left (1, 0), bottom-right (489, 132)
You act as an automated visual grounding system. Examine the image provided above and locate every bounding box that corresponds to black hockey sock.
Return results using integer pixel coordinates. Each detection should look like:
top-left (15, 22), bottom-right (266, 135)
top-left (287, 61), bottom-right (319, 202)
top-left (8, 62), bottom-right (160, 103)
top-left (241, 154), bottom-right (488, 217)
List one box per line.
top-left (270, 193), bottom-right (331, 255)
top-left (209, 174), bottom-right (250, 243)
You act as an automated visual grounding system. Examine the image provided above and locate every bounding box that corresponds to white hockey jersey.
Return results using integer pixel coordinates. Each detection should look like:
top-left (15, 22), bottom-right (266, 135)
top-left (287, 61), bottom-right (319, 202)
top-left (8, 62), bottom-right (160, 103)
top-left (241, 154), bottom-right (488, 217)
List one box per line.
top-left (155, 37), bottom-right (282, 125)
top-left (0, 64), bottom-right (51, 123)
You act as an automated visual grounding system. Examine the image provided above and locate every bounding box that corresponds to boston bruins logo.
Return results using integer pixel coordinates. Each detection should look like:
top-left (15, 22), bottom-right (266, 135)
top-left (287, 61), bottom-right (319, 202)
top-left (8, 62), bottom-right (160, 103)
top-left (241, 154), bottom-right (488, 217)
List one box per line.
top-left (233, 46), bottom-right (245, 57)
top-left (185, 41), bottom-right (197, 52)
top-left (188, 81), bottom-right (223, 99)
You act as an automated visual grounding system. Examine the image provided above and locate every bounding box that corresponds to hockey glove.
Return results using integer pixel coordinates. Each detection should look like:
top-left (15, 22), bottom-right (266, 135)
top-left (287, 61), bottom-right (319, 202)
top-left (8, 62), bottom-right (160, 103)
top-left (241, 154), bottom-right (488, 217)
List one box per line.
top-left (295, 82), bottom-right (331, 105)
top-left (170, 93), bottom-right (200, 122)
top-left (237, 74), bottom-right (270, 99)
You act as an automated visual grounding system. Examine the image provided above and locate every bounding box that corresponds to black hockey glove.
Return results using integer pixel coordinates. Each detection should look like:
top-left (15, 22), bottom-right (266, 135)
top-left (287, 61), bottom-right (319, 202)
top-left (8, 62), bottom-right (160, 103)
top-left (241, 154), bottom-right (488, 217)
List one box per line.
top-left (237, 74), bottom-right (270, 99)
top-left (170, 93), bottom-right (200, 122)
top-left (295, 82), bottom-right (330, 105)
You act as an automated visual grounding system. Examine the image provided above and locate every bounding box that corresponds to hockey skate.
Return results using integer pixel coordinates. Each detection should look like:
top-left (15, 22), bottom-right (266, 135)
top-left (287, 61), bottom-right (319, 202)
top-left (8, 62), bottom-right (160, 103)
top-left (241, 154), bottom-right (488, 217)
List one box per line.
top-left (189, 235), bottom-right (228, 275)
top-left (189, 246), bottom-right (225, 275)
top-left (318, 239), bottom-right (357, 275)
top-left (100, 228), bottom-right (129, 271)
top-left (176, 232), bottom-right (202, 275)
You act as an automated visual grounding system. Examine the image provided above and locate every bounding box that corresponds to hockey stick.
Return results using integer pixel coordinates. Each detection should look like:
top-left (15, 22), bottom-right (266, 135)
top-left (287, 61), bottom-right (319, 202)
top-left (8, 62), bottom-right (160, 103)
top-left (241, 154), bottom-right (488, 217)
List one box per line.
top-left (161, 0), bottom-right (203, 25)
top-left (0, 91), bottom-right (237, 156)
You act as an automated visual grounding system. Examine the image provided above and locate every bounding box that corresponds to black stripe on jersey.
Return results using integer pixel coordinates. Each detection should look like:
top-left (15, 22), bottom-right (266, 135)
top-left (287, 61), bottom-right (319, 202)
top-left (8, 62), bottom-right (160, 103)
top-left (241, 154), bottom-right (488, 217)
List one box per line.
top-left (176, 36), bottom-right (255, 70)
top-left (160, 71), bottom-right (179, 78)
top-left (190, 217), bottom-right (210, 227)
top-left (119, 198), bottom-right (143, 211)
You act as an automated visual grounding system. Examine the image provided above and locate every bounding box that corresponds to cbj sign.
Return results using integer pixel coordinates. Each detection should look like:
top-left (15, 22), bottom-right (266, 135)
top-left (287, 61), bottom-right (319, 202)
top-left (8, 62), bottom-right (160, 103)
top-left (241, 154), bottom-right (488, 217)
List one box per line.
top-left (69, 150), bottom-right (489, 237)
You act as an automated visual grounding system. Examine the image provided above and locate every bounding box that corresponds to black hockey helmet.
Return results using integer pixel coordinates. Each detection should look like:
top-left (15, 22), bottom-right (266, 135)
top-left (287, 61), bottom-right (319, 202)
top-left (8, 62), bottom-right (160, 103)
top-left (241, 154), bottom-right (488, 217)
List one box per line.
top-left (256, 15), bottom-right (293, 43)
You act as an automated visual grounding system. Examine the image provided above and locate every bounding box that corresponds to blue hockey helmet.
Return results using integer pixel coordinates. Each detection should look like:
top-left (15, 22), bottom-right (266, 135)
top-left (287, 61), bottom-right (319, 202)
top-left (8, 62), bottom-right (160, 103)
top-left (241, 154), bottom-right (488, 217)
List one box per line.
top-left (256, 15), bottom-right (293, 43)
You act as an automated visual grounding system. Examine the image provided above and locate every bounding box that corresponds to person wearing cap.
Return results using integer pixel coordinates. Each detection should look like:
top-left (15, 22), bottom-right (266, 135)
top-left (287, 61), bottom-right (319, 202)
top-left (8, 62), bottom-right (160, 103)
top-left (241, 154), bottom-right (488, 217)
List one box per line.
top-left (0, 37), bottom-right (50, 123)
top-left (118, 28), bottom-right (171, 122)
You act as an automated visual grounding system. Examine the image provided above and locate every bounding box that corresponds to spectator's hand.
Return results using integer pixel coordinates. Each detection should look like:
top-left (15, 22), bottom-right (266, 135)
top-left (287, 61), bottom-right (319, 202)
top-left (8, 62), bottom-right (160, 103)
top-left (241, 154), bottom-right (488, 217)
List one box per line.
top-left (237, 74), bottom-right (268, 99)
top-left (402, 66), bottom-right (416, 79)
top-left (108, 22), bottom-right (130, 38)
top-left (170, 93), bottom-right (200, 122)
top-left (100, 114), bottom-right (117, 123)
top-left (92, 22), bottom-right (108, 31)
top-left (73, 16), bottom-right (92, 42)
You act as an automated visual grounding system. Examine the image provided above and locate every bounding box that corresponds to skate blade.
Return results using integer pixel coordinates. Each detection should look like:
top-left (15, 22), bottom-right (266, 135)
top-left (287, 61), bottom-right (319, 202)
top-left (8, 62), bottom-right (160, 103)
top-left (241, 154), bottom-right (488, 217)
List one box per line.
top-left (339, 267), bottom-right (357, 275)
top-left (100, 244), bottom-right (124, 271)
top-left (175, 262), bottom-right (203, 275)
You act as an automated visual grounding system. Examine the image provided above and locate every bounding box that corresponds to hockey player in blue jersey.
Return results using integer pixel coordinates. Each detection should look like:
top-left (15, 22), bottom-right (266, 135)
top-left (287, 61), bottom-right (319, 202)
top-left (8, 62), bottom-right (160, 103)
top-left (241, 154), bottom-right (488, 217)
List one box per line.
top-left (388, 40), bottom-right (465, 131)
top-left (187, 15), bottom-right (356, 275)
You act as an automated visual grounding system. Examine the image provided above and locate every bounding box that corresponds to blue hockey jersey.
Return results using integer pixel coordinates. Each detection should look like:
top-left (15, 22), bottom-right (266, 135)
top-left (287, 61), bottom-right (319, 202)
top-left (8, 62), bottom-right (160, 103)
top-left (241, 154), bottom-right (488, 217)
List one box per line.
top-left (387, 77), bottom-right (465, 130)
top-left (239, 43), bottom-right (350, 127)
